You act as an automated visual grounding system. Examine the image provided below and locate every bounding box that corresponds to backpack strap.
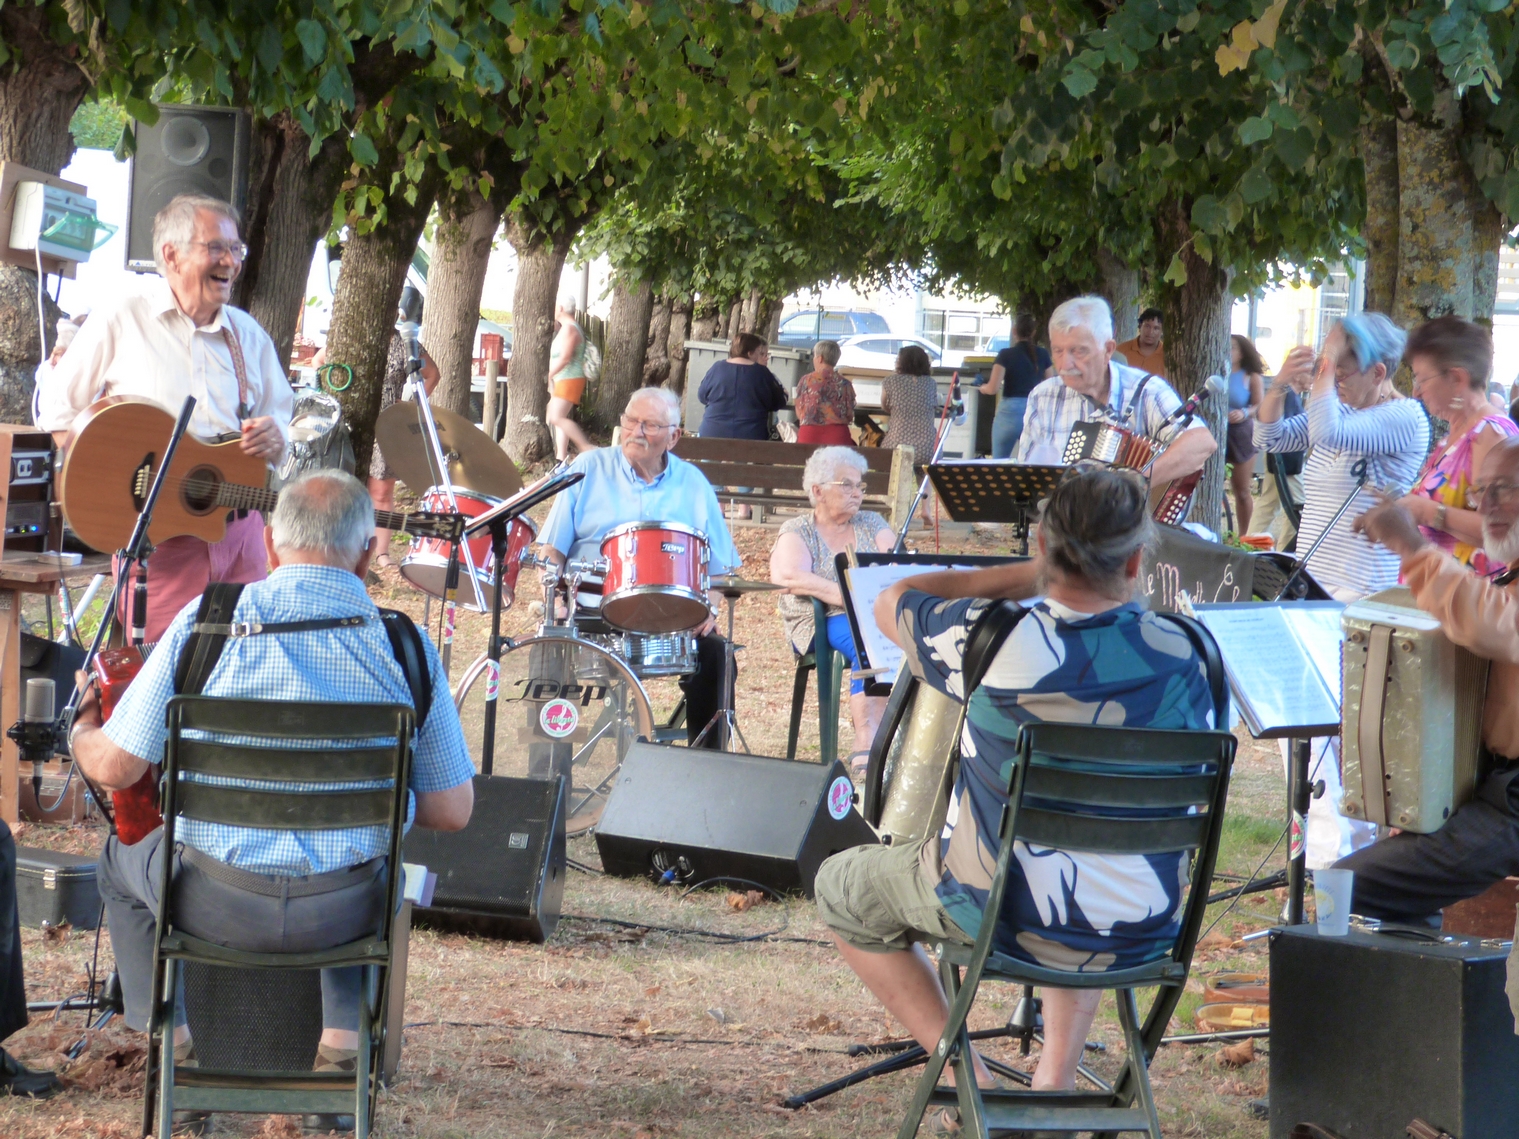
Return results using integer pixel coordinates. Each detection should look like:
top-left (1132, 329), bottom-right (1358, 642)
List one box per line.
top-left (1156, 612), bottom-right (1231, 727)
top-left (961, 599), bottom-right (1030, 696)
top-left (377, 607), bottom-right (432, 733)
top-left (174, 582), bottom-right (248, 696)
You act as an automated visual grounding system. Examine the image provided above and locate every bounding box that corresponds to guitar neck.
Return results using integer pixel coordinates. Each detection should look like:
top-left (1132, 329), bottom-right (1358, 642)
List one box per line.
top-left (214, 482), bottom-right (414, 533)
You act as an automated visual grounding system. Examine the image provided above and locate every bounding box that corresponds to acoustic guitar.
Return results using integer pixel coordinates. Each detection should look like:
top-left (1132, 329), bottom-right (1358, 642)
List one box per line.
top-left (60, 397), bottom-right (464, 552)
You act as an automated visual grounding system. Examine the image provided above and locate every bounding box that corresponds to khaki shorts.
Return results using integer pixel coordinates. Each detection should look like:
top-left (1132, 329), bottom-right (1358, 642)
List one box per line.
top-left (815, 839), bottom-right (972, 954)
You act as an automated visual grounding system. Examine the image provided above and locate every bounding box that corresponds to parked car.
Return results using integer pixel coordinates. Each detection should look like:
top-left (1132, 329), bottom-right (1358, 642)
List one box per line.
top-left (776, 308), bottom-right (891, 348)
top-left (834, 333), bottom-right (965, 370)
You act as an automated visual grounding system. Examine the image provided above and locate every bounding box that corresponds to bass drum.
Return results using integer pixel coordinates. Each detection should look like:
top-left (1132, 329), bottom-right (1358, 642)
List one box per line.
top-left (453, 634), bottom-right (653, 836)
top-left (863, 669), bottom-right (964, 849)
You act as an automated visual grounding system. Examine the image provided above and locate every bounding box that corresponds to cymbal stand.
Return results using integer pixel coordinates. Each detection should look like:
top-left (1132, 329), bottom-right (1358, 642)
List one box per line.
top-left (892, 375), bottom-right (958, 553)
top-left (692, 590), bottom-right (746, 754)
top-left (402, 373), bottom-right (488, 616)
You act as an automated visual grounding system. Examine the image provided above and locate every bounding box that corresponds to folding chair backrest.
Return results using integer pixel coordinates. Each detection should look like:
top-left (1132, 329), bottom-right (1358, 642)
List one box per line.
top-left (1009, 721), bottom-right (1234, 858)
top-left (164, 697), bottom-right (414, 832)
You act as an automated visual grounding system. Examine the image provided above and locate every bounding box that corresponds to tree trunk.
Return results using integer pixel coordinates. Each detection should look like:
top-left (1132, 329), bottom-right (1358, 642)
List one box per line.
top-left (1392, 90), bottom-right (1482, 327)
top-left (667, 299), bottom-right (693, 394)
top-left (643, 296), bottom-right (672, 388)
top-left (424, 189), bottom-right (503, 418)
top-left (233, 113), bottom-right (350, 366)
top-left (501, 219), bottom-right (571, 465)
top-left (596, 277), bottom-right (654, 430)
top-left (689, 296), bottom-right (720, 343)
top-left (1360, 106), bottom-right (1400, 316)
top-left (324, 178), bottom-right (438, 481)
top-left (1471, 198), bottom-right (1504, 327)
top-left (1096, 249), bottom-right (1140, 342)
top-left (0, 7), bottom-right (90, 420)
top-left (1154, 198), bottom-right (1231, 535)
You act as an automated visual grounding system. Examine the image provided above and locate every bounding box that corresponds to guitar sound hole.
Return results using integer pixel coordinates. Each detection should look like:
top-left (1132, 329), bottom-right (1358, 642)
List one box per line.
top-left (182, 466), bottom-right (222, 514)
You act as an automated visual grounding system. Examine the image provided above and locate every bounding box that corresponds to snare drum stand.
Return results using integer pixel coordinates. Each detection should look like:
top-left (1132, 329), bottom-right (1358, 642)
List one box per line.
top-left (692, 587), bottom-right (746, 754)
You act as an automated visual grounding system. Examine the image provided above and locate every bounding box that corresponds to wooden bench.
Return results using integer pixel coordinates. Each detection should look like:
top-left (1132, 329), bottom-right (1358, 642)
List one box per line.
top-left (671, 436), bottom-right (916, 529)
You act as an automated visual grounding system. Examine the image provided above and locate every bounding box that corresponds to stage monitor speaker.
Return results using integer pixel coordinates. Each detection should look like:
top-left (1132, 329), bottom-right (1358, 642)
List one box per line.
top-left (594, 744), bottom-right (879, 897)
top-left (1270, 924), bottom-right (1519, 1139)
top-left (403, 774), bottom-right (565, 943)
top-left (126, 105), bottom-right (250, 272)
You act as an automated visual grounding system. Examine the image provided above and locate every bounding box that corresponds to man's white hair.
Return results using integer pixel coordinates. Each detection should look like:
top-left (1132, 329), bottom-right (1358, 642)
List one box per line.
top-left (271, 470), bottom-right (374, 565)
top-left (153, 193), bottom-right (241, 275)
top-left (1049, 295), bottom-right (1115, 345)
top-left (803, 445), bottom-right (867, 504)
top-left (1485, 520), bottom-right (1519, 565)
top-left (626, 386), bottom-right (681, 427)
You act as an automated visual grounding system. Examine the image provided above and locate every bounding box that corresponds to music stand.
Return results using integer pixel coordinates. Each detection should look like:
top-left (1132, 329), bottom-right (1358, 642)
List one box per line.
top-left (926, 462), bottom-right (1066, 554)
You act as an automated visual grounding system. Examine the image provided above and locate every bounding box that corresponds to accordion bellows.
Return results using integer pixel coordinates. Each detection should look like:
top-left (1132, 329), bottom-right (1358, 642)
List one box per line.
top-left (1341, 587), bottom-right (1490, 833)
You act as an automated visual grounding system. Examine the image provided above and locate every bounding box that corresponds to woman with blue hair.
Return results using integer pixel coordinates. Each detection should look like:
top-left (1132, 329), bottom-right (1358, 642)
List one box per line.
top-left (1255, 312), bottom-right (1429, 602)
top-left (1256, 313), bottom-right (1430, 871)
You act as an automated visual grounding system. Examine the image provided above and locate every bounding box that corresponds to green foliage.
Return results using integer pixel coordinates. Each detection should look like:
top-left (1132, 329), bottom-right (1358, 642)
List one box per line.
top-left (69, 100), bottom-right (128, 151)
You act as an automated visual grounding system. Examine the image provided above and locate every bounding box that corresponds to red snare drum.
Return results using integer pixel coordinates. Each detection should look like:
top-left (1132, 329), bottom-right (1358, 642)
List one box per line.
top-left (598, 521), bottom-right (711, 633)
top-left (401, 487), bottom-right (536, 611)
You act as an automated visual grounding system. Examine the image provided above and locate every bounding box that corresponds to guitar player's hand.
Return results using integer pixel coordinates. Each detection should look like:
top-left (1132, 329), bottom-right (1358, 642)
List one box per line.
top-left (72, 670), bottom-right (102, 734)
top-left (240, 415), bottom-right (285, 463)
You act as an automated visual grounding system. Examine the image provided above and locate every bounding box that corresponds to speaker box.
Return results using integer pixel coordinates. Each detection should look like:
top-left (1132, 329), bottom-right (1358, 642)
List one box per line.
top-left (403, 774), bottom-right (565, 943)
top-left (1270, 924), bottom-right (1519, 1138)
top-left (594, 744), bottom-right (879, 897)
top-left (126, 105), bottom-right (250, 272)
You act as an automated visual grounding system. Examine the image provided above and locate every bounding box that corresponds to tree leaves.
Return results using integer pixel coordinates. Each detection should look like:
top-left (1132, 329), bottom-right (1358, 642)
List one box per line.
top-left (295, 18), bottom-right (327, 65)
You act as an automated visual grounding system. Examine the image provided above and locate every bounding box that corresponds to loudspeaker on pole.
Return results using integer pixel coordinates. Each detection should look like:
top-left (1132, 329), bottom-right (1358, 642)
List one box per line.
top-left (126, 105), bottom-right (250, 273)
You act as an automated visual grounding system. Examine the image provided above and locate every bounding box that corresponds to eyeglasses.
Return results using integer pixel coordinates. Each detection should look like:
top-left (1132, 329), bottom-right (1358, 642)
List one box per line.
top-left (1411, 367), bottom-right (1448, 390)
top-left (190, 240), bottom-right (249, 262)
top-left (620, 415), bottom-right (675, 435)
top-left (1472, 481), bottom-right (1519, 505)
top-left (821, 479), bottom-right (865, 494)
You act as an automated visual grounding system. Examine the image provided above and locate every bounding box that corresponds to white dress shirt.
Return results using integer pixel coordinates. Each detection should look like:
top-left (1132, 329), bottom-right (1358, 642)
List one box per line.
top-left (37, 278), bottom-right (293, 446)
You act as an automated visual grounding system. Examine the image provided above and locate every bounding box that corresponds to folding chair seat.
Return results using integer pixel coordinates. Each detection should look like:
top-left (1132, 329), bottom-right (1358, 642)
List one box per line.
top-left (787, 597), bottom-right (844, 766)
top-left (142, 697), bottom-right (414, 1139)
top-left (898, 720), bottom-right (1236, 1139)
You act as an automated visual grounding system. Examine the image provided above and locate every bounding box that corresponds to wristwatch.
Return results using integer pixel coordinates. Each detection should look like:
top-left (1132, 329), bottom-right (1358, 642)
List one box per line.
top-left (1434, 503), bottom-right (1449, 531)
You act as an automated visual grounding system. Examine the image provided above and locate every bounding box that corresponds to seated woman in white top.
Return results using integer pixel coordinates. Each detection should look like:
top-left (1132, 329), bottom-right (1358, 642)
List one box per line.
top-left (1254, 312), bottom-right (1429, 604)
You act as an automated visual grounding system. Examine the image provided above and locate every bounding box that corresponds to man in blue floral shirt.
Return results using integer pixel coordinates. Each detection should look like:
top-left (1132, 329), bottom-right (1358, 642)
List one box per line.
top-left (815, 466), bottom-right (1219, 1094)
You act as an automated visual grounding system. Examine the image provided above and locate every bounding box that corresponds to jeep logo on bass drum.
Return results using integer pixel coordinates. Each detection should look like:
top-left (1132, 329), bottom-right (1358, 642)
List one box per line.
top-left (506, 677), bottom-right (610, 705)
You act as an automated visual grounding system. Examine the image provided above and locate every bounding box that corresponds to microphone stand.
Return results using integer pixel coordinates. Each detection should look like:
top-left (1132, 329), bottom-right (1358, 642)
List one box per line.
top-left (892, 374), bottom-right (960, 554)
top-left (1273, 458), bottom-right (1370, 601)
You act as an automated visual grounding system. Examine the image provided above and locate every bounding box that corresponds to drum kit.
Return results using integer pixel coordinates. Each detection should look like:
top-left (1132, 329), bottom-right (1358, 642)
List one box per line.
top-left (376, 368), bottom-right (784, 835)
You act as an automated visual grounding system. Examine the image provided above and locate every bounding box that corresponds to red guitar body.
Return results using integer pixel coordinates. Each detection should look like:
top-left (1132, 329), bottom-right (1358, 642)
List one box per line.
top-left (95, 646), bottom-right (163, 845)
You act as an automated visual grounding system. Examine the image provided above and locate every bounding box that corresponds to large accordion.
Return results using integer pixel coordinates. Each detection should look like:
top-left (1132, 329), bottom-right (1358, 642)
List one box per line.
top-left (1062, 420), bottom-right (1198, 527)
top-left (1341, 588), bottom-right (1490, 833)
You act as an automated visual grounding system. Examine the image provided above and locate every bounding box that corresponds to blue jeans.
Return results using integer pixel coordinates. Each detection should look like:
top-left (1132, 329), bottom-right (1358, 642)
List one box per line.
top-left (809, 613), bottom-right (865, 695)
top-left (991, 397), bottom-right (1027, 459)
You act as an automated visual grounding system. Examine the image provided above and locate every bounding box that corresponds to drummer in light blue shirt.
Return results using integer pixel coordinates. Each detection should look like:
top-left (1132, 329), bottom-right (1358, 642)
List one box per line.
top-left (538, 386), bottom-right (741, 743)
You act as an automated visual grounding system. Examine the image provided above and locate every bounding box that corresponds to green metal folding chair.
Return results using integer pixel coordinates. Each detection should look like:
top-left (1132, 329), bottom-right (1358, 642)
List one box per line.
top-left (142, 698), bottom-right (414, 1139)
top-left (787, 597), bottom-right (843, 766)
top-left (898, 720), bottom-right (1236, 1139)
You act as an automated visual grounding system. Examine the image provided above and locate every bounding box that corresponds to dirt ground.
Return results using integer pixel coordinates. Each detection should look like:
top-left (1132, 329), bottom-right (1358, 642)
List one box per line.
top-left (2, 502), bottom-right (1288, 1138)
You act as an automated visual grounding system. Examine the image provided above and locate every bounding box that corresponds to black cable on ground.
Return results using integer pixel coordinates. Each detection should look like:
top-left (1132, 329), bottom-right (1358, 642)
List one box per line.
top-left (558, 912), bottom-right (832, 947)
top-left (565, 857), bottom-right (603, 876)
top-left (399, 1019), bottom-right (851, 1054)
top-left (1197, 822), bottom-right (1289, 946)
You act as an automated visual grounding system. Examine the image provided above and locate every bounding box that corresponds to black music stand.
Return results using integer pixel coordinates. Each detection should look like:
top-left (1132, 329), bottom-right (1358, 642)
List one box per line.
top-left (926, 462), bottom-right (1066, 555)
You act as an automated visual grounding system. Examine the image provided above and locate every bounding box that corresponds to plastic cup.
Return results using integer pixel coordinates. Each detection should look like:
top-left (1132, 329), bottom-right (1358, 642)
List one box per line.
top-left (1312, 868), bottom-right (1354, 936)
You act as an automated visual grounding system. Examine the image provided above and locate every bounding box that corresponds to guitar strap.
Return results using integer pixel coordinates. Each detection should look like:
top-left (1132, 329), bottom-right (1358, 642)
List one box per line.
top-left (219, 324), bottom-right (252, 420)
top-left (173, 582), bottom-right (432, 731)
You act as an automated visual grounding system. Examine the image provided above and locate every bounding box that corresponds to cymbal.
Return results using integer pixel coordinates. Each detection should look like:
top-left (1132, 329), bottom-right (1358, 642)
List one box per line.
top-left (375, 401), bottom-right (523, 499)
top-left (711, 574), bottom-right (787, 595)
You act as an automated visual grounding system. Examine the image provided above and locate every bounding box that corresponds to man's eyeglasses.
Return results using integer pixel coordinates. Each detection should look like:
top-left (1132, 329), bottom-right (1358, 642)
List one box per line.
top-left (1472, 481), bottom-right (1519, 506)
top-left (191, 240), bottom-right (249, 262)
top-left (620, 415), bottom-right (675, 436)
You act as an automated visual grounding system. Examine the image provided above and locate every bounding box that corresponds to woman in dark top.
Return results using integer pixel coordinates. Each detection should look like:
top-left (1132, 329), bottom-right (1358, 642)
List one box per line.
top-left (697, 332), bottom-right (789, 440)
top-left (982, 312), bottom-right (1052, 458)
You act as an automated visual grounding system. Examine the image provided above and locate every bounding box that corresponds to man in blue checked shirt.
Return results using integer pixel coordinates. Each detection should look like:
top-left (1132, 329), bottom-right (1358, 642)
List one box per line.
top-left (539, 386), bottom-right (741, 744)
top-left (1016, 294), bottom-right (1216, 483)
top-left (69, 471), bottom-right (474, 1115)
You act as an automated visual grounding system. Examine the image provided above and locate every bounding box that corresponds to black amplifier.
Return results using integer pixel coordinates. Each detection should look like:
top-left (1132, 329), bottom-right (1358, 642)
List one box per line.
top-left (0, 426), bottom-right (55, 553)
top-left (1270, 924), bottom-right (1519, 1139)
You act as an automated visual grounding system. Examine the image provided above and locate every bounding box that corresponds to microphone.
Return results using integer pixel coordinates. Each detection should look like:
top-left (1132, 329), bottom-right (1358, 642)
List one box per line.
top-left (1162, 374), bottom-right (1227, 431)
top-left (9, 677), bottom-right (57, 801)
top-left (398, 320), bottom-right (423, 375)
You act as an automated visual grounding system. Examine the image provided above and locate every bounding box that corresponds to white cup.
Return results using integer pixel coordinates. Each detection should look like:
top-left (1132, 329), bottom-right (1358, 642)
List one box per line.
top-left (1312, 868), bottom-right (1354, 937)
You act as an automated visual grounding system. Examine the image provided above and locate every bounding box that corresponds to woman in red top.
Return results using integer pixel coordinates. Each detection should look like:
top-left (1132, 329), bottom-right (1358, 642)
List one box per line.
top-left (793, 340), bottom-right (856, 446)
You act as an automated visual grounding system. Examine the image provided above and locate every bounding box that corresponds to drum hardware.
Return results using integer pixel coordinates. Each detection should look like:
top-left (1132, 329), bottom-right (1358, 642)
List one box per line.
top-left (373, 397), bottom-right (524, 501)
top-left (691, 575), bottom-right (778, 753)
top-left (892, 375), bottom-right (958, 553)
top-left (1273, 458), bottom-right (1369, 601)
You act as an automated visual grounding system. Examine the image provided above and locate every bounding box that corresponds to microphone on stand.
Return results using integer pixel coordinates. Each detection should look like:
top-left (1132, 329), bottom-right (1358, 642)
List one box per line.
top-left (1159, 373), bottom-right (1228, 432)
top-left (399, 320), bottom-right (423, 376)
top-left (9, 678), bottom-right (57, 802)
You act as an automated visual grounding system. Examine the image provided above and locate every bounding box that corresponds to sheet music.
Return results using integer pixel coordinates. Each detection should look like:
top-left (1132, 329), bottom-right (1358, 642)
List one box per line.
top-left (1195, 602), bottom-right (1345, 737)
top-left (841, 561), bottom-right (985, 680)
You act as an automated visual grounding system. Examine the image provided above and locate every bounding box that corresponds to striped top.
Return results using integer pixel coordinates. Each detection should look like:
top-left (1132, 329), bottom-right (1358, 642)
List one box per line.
top-left (1254, 392), bottom-right (1429, 599)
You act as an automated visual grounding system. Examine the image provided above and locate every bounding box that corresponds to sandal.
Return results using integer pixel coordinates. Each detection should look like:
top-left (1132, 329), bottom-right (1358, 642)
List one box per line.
top-left (848, 750), bottom-right (871, 780)
top-left (374, 553), bottom-right (397, 570)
